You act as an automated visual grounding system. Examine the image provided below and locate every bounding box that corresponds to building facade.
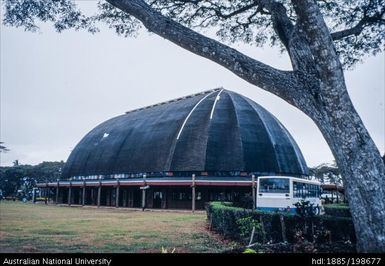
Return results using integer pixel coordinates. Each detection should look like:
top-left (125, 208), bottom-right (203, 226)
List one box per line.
top-left (38, 89), bottom-right (309, 210)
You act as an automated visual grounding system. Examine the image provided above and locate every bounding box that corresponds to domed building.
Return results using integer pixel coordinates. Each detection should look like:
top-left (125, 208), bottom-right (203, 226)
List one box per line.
top-left (38, 88), bottom-right (308, 210)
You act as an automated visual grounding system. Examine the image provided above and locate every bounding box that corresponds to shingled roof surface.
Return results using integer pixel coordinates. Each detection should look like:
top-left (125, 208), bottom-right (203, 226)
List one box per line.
top-left (61, 89), bottom-right (308, 178)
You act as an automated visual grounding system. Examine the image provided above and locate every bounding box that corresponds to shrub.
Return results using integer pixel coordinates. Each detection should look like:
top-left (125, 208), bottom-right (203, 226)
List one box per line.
top-left (237, 216), bottom-right (262, 243)
top-left (324, 204), bottom-right (351, 218)
top-left (243, 248), bottom-right (257, 253)
top-left (294, 199), bottom-right (321, 217)
top-left (206, 202), bottom-right (355, 245)
top-left (233, 193), bottom-right (253, 209)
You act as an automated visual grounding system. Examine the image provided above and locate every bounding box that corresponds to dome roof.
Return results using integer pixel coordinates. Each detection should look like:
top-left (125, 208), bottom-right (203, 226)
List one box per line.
top-left (61, 89), bottom-right (308, 178)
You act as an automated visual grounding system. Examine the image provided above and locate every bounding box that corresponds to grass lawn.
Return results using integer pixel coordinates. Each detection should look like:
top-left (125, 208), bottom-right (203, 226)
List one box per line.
top-left (0, 201), bottom-right (231, 253)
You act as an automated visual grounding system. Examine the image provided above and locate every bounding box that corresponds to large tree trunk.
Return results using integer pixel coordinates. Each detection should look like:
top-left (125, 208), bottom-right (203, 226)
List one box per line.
top-left (293, 0), bottom-right (385, 252)
top-left (311, 96), bottom-right (385, 252)
top-left (107, 0), bottom-right (385, 252)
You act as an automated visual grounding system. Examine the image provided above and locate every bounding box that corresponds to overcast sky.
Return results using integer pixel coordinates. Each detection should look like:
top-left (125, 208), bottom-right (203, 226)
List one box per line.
top-left (0, 2), bottom-right (384, 168)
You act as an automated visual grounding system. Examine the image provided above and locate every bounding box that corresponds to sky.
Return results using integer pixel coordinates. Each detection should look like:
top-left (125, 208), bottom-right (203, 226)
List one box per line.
top-left (0, 2), bottom-right (384, 168)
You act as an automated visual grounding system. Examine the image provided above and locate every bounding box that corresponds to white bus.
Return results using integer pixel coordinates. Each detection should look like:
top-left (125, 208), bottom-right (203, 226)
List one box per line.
top-left (256, 176), bottom-right (322, 215)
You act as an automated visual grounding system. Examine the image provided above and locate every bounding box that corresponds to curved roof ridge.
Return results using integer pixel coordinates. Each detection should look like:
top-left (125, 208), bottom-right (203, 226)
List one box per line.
top-left (242, 96), bottom-right (307, 175)
top-left (125, 88), bottom-right (221, 115)
top-left (176, 90), bottom-right (217, 140)
top-left (209, 88), bottom-right (225, 120)
top-left (241, 94), bottom-right (282, 171)
top-left (270, 115), bottom-right (309, 175)
top-left (200, 89), bottom-right (224, 170)
top-left (226, 91), bottom-right (246, 170)
top-left (166, 90), bottom-right (218, 170)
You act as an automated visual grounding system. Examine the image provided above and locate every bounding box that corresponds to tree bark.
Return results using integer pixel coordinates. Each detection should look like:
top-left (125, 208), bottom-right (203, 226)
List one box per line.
top-left (313, 98), bottom-right (385, 252)
top-left (106, 0), bottom-right (385, 252)
top-left (292, 0), bottom-right (385, 252)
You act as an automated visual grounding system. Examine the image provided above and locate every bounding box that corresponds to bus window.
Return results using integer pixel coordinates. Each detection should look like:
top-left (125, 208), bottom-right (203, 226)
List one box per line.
top-left (294, 182), bottom-right (321, 198)
top-left (293, 182), bottom-right (304, 198)
top-left (259, 178), bottom-right (289, 193)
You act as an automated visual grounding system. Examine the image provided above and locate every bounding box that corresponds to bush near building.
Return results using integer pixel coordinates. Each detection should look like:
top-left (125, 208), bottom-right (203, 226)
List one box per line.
top-left (206, 202), bottom-right (356, 249)
top-left (324, 203), bottom-right (351, 218)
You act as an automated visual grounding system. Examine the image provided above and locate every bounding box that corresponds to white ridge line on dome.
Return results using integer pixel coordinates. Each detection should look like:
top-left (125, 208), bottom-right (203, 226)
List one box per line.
top-left (176, 90), bottom-right (218, 140)
top-left (125, 88), bottom-right (220, 114)
top-left (209, 89), bottom-right (224, 120)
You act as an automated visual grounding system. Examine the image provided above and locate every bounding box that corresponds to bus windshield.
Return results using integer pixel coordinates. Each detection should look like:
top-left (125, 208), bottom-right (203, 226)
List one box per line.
top-left (259, 178), bottom-right (289, 193)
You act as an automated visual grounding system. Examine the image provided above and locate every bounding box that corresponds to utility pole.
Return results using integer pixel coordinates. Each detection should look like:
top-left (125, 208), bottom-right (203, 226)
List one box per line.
top-left (68, 181), bottom-right (72, 206)
top-left (141, 174), bottom-right (147, 211)
top-left (82, 179), bottom-right (86, 206)
top-left (116, 179), bottom-right (120, 208)
top-left (252, 175), bottom-right (256, 210)
top-left (45, 182), bottom-right (48, 204)
top-left (32, 187), bottom-right (36, 204)
top-left (97, 178), bottom-right (101, 208)
top-left (56, 179), bottom-right (59, 204)
top-left (192, 174), bottom-right (196, 213)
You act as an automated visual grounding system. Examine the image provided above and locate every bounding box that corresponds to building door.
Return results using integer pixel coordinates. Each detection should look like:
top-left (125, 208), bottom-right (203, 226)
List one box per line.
top-left (153, 191), bottom-right (162, 209)
top-left (133, 188), bottom-right (141, 208)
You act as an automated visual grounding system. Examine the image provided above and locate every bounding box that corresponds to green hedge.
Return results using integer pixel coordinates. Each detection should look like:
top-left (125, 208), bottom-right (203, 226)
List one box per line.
top-left (206, 202), bottom-right (355, 244)
top-left (324, 204), bottom-right (351, 218)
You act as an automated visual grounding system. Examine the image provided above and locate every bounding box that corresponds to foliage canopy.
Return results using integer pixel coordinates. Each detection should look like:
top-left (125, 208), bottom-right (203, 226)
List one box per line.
top-left (2, 0), bottom-right (384, 68)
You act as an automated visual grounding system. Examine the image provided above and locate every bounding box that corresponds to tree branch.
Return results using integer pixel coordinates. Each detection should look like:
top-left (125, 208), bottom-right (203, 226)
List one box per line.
top-left (260, 1), bottom-right (317, 75)
top-left (292, 0), bottom-right (344, 89)
top-left (331, 11), bottom-right (385, 40)
top-left (214, 2), bottom-right (259, 19)
top-left (148, 0), bottom-right (316, 75)
top-left (106, 0), bottom-right (301, 104)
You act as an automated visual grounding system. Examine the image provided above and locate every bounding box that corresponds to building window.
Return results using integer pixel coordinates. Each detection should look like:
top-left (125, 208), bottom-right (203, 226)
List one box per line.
top-left (171, 191), bottom-right (201, 201)
top-left (172, 192), bottom-right (191, 201)
top-left (153, 192), bottom-right (163, 200)
top-left (209, 191), bottom-right (234, 201)
top-left (196, 192), bottom-right (202, 200)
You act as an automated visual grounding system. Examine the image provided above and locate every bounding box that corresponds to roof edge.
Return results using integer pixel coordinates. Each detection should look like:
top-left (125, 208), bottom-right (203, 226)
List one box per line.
top-left (125, 88), bottom-right (222, 114)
